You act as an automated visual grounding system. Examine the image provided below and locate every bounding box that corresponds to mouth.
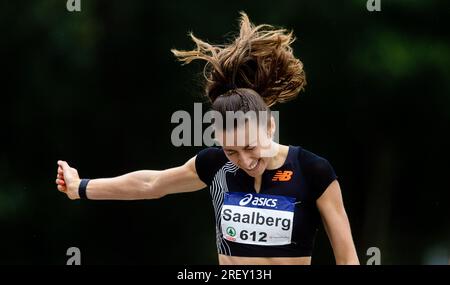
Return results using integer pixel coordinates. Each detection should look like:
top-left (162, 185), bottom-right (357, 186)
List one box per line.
top-left (245, 158), bottom-right (261, 171)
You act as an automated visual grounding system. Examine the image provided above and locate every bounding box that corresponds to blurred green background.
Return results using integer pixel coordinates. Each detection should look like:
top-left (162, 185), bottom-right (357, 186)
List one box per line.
top-left (1, 0), bottom-right (449, 264)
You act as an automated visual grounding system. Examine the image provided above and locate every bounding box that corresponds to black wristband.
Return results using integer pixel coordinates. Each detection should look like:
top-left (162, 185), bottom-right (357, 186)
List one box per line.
top-left (78, 179), bottom-right (90, 200)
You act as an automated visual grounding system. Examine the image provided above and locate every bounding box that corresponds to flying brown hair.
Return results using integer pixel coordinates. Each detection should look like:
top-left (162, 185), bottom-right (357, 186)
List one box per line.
top-left (171, 12), bottom-right (306, 108)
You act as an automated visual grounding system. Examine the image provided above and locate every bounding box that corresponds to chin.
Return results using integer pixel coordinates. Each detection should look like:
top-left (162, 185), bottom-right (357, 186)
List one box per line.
top-left (246, 171), bottom-right (264, 178)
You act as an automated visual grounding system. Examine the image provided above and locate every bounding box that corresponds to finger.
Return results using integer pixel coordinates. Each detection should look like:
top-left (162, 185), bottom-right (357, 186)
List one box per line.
top-left (57, 174), bottom-right (63, 179)
top-left (58, 167), bottom-right (63, 175)
top-left (57, 185), bottom-right (67, 192)
top-left (56, 178), bottom-right (66, 185)
top-left (58, 160), bottom-right (71, 172)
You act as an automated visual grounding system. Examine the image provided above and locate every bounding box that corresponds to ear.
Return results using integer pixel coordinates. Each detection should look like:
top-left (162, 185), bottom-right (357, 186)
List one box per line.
top-left (213, 128), bottom-right (225, 146)
top-left (267, 116), bottom-right (276, 139)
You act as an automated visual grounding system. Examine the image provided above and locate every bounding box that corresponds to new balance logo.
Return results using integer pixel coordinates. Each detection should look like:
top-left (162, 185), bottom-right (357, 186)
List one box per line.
top-left (272, 170), bottom-right (293, 181)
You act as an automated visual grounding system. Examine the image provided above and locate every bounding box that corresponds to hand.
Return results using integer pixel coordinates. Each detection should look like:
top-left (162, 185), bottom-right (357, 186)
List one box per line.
top-left (56, 160), bottom-right (81, 200)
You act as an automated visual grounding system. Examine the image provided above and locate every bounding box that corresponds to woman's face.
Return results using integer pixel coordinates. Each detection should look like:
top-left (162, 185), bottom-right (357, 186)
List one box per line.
top-left (216, 119), bottom-right (275, 178)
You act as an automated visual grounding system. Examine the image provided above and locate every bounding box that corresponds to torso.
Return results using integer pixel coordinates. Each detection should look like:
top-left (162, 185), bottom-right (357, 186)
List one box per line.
top-left (195, 145), bottom-right (337, 263)
top-left (219, 146), bottom-right (311, 265)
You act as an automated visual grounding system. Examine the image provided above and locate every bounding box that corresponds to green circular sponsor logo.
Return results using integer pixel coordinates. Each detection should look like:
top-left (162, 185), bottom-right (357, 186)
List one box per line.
top-left (226, 227), bottom-right (236, 237)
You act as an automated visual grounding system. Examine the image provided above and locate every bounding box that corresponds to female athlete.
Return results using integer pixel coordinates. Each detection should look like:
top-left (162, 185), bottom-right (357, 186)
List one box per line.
top-left (55, 12), bottom-right (359, 265)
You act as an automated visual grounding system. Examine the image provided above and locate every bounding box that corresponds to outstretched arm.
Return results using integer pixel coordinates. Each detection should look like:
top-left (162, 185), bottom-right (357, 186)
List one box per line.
top-left (55, 157), bottom-right (206, 200)
top-left (316, 180), bottom-right (360, 265)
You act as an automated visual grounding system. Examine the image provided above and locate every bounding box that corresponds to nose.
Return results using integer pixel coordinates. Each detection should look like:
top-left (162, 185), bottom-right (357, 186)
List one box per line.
top-left (238, 153), bottom-right (254, 169)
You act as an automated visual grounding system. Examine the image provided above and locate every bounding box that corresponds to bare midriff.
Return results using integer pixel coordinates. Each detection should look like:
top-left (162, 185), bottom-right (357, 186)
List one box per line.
top-left (218, 254), bottom-right (311, 265)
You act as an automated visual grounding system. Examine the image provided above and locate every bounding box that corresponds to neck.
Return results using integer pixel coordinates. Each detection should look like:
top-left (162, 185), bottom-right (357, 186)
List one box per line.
top-left (253, 143), bottom-right (289, 193)
top-left (266, 143), bottom-right (289, 170)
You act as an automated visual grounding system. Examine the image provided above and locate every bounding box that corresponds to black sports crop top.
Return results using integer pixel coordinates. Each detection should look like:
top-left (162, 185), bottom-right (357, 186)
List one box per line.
top-left (195, 145), bottom-right (338, 257)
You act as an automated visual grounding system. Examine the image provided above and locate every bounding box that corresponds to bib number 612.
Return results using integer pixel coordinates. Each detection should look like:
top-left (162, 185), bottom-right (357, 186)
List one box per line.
top-left (240, 230), bottom-right (267, 242)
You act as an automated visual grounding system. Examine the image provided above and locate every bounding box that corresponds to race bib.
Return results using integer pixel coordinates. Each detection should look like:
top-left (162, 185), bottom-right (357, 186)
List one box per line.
top-left (221, 192), bottom-right (295, 246)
